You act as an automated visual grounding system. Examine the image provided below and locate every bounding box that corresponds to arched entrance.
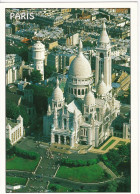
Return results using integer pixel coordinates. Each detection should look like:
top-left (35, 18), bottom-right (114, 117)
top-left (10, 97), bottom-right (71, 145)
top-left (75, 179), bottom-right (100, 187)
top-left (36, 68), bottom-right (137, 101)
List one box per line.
top-left (60, 136), bottom-right (64, 144)
top-left (55, 135), bottom-right (58, 143)
top-left (66, 136), bottom-right (70, 145)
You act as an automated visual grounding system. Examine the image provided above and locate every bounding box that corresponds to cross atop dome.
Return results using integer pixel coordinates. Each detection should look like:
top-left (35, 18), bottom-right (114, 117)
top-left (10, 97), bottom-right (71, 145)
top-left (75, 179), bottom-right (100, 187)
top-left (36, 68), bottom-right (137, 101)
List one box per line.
top-left (102, 20), bottom-right (106, 31)
top-left (78, 39), bottom-right (83, 54)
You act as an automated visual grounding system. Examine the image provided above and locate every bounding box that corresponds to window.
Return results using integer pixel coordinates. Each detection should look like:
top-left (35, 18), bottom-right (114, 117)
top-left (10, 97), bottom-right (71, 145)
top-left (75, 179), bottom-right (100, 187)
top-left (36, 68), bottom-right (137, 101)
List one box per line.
top-left (85, 117), bottom-right (88, 122)
top-left (18, 129), bottom-right (19, 138)
top-left (74, 89), bottom-right (77, 95)
top-left (64, 118), bottom-right (66, 130)
top-left (71, 88), bottom-right (73, 94)
top-left (11, 134), bottom-right (13, 143)
top-left (16, 130), bottom-right (17, 140)
top-left (78, 89), bottom-right (80, 95)
top-left (100, 53), bottom-right (104, 58)
top-left (82, 89), bottom-right (84, 95)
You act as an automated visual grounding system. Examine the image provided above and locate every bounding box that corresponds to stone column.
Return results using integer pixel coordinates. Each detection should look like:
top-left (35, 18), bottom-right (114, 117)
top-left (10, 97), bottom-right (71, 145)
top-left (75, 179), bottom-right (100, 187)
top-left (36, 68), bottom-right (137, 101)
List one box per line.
top-left (95, 126), bottom-right (99, 147)
top-left (62, 118), bottom-right (64, 129)
top-left (88, 128), bottom-right (92, 145)
top-left (64, 136), bottom-right (66, 145)
top-left (104, 57), bottom-right (108, 86)
top-left (66, 118), bottom-right (69, 130)
top-left (95, 56), bottom-right (99, 86)
top-left (70, 135), bottom-right (74, 148)
top-left (51, 133), bottom-right (55, 143)
top-left (109, 57), bottom-right (111, 87)
top-left (58, 135), bottom-right (61, 144)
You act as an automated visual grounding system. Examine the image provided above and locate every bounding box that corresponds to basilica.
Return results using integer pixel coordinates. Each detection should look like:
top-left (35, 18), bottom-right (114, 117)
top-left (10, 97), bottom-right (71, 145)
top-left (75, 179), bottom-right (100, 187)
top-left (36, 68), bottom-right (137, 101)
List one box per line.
top-left (43, 22), bottom-right (120, 148)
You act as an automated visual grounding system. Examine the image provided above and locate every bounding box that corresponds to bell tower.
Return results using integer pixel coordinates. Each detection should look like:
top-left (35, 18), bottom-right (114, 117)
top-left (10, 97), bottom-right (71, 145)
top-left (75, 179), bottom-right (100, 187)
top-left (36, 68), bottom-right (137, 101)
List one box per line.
top-left (95, 21), bottom-right (112, 91)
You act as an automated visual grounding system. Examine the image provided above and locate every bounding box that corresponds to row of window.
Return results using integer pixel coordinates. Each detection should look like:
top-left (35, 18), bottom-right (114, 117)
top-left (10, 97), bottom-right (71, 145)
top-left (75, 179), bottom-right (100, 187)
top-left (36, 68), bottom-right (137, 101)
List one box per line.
top-left (68, 87), bottom-right (88, 95)
top-left (11, 128), bottom-right (22, 143)
top-left (71, 79), bottom-right (92, 84)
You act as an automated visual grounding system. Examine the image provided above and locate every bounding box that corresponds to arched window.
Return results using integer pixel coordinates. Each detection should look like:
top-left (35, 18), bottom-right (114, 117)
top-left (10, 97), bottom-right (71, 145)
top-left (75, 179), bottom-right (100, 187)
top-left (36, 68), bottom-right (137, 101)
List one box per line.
top-left (100, 53), bottom-right (104, 58)
top-left (78, 89), bottom-right (80, 95)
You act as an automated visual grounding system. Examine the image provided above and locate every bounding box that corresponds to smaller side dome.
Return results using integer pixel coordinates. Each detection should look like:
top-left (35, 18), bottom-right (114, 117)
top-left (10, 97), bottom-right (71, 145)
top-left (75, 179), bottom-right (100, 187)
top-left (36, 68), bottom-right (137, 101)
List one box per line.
top-left (52, 78), bottom-right (64, 101)
top-left (84, 85), bottom-right (95, 106)
top-left (84, 91), bottom-right (95, 106)
top-left (97, 80), bottom-right (107, 96)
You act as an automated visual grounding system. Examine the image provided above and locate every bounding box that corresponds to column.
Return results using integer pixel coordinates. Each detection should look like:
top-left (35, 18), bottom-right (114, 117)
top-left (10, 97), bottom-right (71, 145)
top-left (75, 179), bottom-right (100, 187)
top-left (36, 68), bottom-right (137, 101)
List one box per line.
top-left (64, 136), bottom-right (66, 145)
top-left (95, 126), bottom-right (99, 147)
top-left (104, 57), bottom-right (108, 86)
top-left (66, 118), bottom-right (69, 130)
top-left (51, 133), bottom-right (55, 143)
top-left (62, 117), bottom-right (64, 129)
top-left (109, 57), bottom-right (112, 87)
top-left (88, 128), bottom-right (92, 145)
top-left (58, 135), bottom-right (61, 144)
top-left (95, 56), bottom-right (99, 86)
top-left (70, 135), bottom-right (74, 147)
top-left (14, 69), bottom-right (17, 82)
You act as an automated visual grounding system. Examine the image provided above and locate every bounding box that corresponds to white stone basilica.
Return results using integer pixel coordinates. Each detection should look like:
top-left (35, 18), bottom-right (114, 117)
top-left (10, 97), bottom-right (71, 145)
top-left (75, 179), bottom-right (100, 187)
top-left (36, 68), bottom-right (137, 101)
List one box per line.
top-left (43, 22), bottom-right (120, 148)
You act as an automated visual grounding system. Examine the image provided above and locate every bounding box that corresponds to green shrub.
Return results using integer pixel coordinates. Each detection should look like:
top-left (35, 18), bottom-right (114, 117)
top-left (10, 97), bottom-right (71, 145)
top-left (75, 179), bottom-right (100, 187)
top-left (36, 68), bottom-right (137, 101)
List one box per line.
top-left (60, 158), bottom-right (98, 167)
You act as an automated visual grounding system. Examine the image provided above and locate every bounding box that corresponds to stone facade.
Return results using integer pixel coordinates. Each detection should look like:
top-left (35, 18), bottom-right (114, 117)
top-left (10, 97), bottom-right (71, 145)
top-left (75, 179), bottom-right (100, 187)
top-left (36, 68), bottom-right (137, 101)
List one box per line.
top-left (43, 22), bottom-right (120, 148)
top-left (6, 115), bottom-right (24, 145)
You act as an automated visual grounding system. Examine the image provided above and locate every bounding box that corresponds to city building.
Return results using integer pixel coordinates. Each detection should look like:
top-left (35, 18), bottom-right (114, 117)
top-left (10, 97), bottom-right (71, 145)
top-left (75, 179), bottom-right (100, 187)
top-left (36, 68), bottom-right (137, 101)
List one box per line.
top-left (32, 41), bottom-right (45, 80)
top-left (6, 54), bottom-right (22, 85)
top-left (43, 22), bottom-right (120, 148)
top-left (6, 24), bottom-right (12, 35)
top-left (6, 115), bottom-right (24, 145)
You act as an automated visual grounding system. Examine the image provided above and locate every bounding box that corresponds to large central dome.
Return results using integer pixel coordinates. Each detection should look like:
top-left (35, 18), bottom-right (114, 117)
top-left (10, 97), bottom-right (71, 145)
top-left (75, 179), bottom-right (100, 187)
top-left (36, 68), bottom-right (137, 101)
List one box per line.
top-left (68, 40), bottom-right (92, 79)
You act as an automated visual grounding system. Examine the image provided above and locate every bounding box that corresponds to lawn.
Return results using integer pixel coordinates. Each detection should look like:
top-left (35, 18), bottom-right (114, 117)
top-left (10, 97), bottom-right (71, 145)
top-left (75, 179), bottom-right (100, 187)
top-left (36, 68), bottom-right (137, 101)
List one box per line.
top-left (102, 140), bottom-right (116, 151)
top-left (6, 156), bottom-right (40, 171)
top-left (6, 176), bottom-right (27, 186)
top-left (56, 164), bottom-right (109, 183)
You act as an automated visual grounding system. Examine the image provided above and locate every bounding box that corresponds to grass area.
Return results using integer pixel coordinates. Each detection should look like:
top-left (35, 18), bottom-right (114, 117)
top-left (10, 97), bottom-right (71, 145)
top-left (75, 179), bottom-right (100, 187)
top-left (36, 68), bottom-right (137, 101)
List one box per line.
top-left (6, 176), bottom-right (27, 186)
top-left (96, 136), bottom-right (111, 149)
top-left (6, 156), bottom-right (40, 171)
top-left (102, 140), bottom-right (116, 151)
top-left (56, 164), bottom-right (109, 183)
top-left (114, 141), bottom-right (126, 148)
top-left (48, 184), bottom-right (69, 192)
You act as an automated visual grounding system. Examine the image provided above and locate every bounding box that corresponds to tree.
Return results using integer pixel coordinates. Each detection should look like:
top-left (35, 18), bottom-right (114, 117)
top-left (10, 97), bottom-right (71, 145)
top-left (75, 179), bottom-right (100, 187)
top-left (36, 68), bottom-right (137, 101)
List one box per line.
top-left (6, 101), bottom-right (19, 120)
top-left (106, 149), bottom-right (121, 168)
top-left (27, 85), bottom-right (53, 116)
top-left (44, 65), bottom-right (57, 79)
top-left (30, 70), bottom-right (42, 84)
top-left (19, 105), bottom-right (29, 127)
top-left (105, 181), bottom-right (118, 192)
top-left (6, 138), bottom-right (12, 151)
